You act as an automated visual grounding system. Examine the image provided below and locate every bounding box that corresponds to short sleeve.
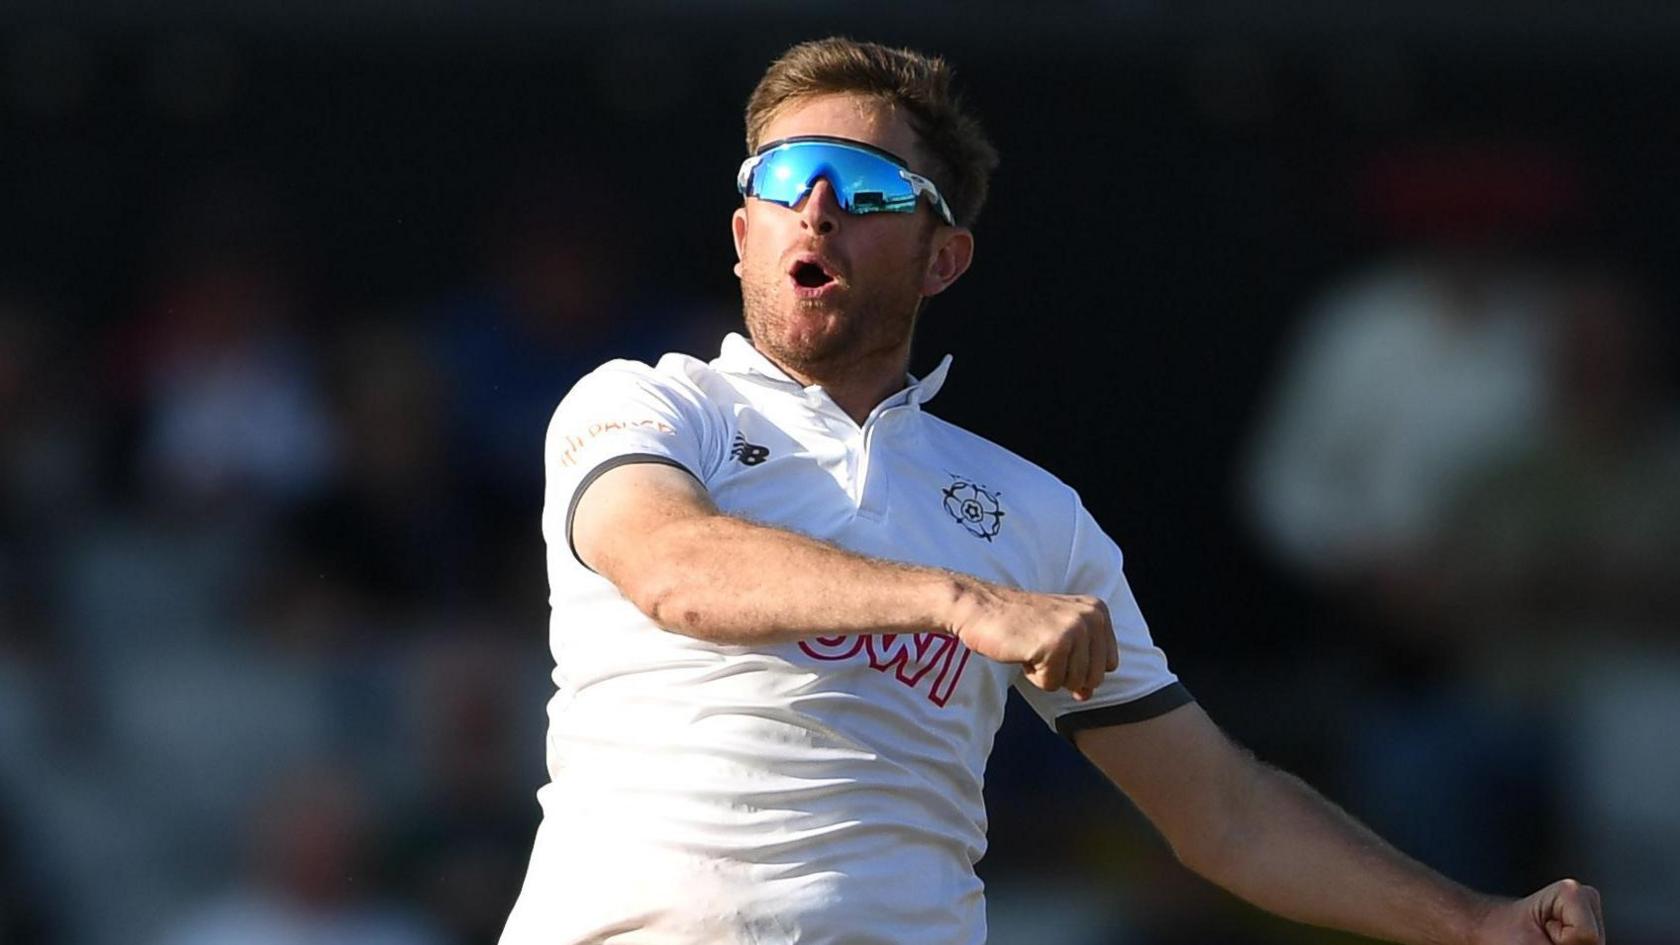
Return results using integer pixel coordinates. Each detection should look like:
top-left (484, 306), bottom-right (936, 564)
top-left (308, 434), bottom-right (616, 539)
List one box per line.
top-left (542, 360), bottom-right (723, 567)
top-left (1012, 494), bottom-right (1192, 739)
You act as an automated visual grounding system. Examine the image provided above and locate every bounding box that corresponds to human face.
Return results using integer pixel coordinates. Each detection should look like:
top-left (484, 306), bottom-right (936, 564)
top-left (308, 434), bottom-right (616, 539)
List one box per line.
top-left (731, 93), bottom-right (972, 379)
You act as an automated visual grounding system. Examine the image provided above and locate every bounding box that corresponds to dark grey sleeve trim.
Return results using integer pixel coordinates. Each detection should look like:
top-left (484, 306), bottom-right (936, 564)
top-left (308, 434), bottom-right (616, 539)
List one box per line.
top-left (565, 453), bottom-right (700, 570)
top-left (1054, 682), bottom-right (1194, 742)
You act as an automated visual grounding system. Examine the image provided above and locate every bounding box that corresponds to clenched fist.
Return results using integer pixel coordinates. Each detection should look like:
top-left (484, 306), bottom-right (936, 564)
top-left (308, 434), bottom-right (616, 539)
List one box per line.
top-left (1473, 879), bottom-right (1604, 945)
top-left (946, 582), bottom-right (1118, 700)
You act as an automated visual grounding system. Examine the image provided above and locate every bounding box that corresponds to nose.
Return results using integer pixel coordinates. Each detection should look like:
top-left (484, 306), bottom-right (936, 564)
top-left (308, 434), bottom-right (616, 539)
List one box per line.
top-left (794, 176), bottom-right (843, 235)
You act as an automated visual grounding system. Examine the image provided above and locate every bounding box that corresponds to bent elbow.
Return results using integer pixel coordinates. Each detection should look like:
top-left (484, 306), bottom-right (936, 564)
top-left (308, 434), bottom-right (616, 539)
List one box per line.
top-left (621, 568), bottom-right (672, 623)
top-left (643, 584), bottom-right (697, 634)
top-left (623, 570), bottom-right (707, 637)
top-left (604, 516), bottom-right (729, 640)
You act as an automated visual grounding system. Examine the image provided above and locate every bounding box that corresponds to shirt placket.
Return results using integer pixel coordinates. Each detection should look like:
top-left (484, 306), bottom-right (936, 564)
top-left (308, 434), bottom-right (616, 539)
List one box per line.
top-left (852, 406), bottom-right (906, 522)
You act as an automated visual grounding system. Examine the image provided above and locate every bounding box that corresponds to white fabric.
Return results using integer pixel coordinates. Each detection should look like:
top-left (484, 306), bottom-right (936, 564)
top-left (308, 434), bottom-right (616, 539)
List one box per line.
top-left (500, 333), bottom-right (1179, 945)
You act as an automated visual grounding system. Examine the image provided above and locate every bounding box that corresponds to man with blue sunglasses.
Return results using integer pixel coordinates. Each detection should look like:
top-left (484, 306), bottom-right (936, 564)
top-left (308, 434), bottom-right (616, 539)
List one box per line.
top-left (500, 37), bottom-right (1602, 945)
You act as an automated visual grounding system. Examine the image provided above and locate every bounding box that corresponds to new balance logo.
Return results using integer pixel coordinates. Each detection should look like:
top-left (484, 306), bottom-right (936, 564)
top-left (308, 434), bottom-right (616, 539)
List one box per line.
top-left (730, 434), bottom-right (770, 466)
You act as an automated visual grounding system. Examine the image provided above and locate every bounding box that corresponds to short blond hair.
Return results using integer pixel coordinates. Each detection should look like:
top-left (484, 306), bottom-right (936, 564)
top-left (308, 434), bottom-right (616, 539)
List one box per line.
top-left (744, 37), bottom-right (1000, 228)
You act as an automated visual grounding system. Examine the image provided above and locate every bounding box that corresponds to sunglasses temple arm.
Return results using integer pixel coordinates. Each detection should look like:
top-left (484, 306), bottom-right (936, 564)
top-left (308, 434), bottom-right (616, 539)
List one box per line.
top-left (737, 154), bottom-right (764, 194)
top-left (902, 171), bottom-right (956, 226)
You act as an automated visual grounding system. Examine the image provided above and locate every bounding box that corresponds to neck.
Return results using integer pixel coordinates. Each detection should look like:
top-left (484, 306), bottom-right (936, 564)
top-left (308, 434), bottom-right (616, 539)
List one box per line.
top-left (756, 342), bottom-right (910, 425)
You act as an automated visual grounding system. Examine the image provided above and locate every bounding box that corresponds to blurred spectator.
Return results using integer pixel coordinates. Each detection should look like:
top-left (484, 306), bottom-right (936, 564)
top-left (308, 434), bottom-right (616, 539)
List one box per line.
top-left (154, 765), bottom-right (446, 945)
top-left (430, 160), bottom-right (695, 512)
top-left (1246, 142), bottom-right (1577, 590)
top-left (1242, 142), bottom-right (1580, 890)
top-left (1428, 266), bottom-right (1680, 938)
top-left (130, 254), bottom-right (334, 509)
top-left (289, 318), bottom-right (482, 618)
top-left (51, 167), bottom-right (333, 690)
top-left (1241, 259), bottom-right (1558, 890)
top-left (116, 168), bottom-right (334, 514)
top-left (1245, 256), bottom-right (1553, 588)
top-left (50, 166), bottom-right (336, 726)
top-left (1429, 267), bottom-right (1680, 637)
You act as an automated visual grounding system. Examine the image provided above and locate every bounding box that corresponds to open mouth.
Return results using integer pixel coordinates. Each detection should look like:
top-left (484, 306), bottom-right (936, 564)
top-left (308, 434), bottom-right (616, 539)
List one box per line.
top-left (792, 261), bottom-right (834, 289)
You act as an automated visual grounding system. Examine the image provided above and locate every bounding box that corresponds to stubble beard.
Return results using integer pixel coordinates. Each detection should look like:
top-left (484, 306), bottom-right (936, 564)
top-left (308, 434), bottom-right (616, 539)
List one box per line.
top-left (740, 246), bottom-right (931, 380)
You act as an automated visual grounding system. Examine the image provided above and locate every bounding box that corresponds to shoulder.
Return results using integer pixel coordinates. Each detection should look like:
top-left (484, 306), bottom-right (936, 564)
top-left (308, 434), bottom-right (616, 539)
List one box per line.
top-left (551, 352), bottom-right (733, 421)
top-left (544, 353), bottom-right (735, 470)
top-left (570, 351), bottom-right (713, 397)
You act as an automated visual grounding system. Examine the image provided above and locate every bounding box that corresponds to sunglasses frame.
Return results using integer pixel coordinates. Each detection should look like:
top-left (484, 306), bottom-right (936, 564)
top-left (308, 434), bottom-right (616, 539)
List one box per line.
top-left (737, 135), bottom-right (956, 227)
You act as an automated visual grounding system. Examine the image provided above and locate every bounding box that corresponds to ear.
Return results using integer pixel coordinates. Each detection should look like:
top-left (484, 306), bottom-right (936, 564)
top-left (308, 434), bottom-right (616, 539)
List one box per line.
top-left (921, 227), bottom-right (975, 298)
top-left (730, 207), bottom-right (748, 278)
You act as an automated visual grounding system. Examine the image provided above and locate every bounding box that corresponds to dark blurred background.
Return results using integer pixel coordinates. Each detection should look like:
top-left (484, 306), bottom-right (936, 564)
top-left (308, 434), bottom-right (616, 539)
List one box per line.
top-left (2, 4), bottom-right (1678, 944)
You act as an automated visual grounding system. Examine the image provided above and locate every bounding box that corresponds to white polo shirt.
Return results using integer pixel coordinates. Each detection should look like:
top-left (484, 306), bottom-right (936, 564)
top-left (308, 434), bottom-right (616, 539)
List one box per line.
top-left (500, 333), bottom-right (1189, 945)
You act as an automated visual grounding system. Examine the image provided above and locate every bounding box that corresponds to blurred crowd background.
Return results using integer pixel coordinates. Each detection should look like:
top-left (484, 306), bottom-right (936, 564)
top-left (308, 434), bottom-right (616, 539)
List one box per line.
top-left (2, 5), bottom-right (1678, 944)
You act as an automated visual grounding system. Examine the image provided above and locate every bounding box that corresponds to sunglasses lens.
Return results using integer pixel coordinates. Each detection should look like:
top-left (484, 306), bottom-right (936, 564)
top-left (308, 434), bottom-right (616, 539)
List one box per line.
top-left (748, 142), bottom-right (919, 215)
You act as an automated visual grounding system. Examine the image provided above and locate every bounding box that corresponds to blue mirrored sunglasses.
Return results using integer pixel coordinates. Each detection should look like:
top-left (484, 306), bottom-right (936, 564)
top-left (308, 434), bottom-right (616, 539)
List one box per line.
top-left (736, 135), bottom-right (956, 226)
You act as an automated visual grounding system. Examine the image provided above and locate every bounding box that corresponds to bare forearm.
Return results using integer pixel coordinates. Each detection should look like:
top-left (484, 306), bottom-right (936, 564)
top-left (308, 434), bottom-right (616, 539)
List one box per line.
top-left (622, 512), bottom-right (969, 644)
top-left (1082, 675), bottom-right (1597, 945)
top-left (1195, 762), bottom-right (1497, 945)
top-left (580, 464), bottom-right (1113, 693)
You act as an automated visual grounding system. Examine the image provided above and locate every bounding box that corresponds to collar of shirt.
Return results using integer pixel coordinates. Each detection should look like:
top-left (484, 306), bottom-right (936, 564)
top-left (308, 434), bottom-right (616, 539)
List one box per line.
top-left (714, 332), bottom-right (953, 412)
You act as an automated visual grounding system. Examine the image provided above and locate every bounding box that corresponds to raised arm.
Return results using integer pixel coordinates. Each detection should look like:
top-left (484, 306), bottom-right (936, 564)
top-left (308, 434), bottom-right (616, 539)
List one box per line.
top-left (570, 461), bottom-right (1118, 698)
top-left (1077, 706), bottom-right (1604, 945)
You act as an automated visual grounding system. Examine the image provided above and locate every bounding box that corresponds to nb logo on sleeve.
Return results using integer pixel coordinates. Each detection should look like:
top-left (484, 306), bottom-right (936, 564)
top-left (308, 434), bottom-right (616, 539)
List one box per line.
top-left (730, 434), bottom-right (770, 466)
